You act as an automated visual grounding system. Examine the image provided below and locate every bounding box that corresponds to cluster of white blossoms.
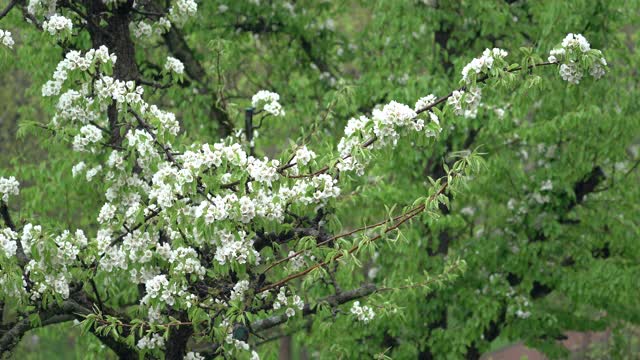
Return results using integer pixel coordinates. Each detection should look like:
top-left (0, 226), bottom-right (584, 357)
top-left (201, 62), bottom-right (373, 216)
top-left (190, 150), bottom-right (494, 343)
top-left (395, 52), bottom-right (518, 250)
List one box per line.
top-left (156, 17), bottom-right (172, 34)
top-left (294, 145), bottom-right (317, 166)
top-left (131, 21), bottom-right (153, 38)
top-left (0, 229), bottom-right (18, 258)
top-left (414, 94), bottom-right (441, 135)
top-left (558, 63), bottom-right (583, 84)
top-left (286, 250), bottom-right (308, 271)
top-left (252, 90), bottom-right (285, 117)
top-left (219, 319), bottom-right (261, 359)
top-left (164, 56), bottom-right (185, 75)
top-left (42, 46), bottom-right (117, 97)
top-left (336, 98), bottom-right (441, 175)
top-left (511, 295), bottom-right (532, 319)
top-left (20, 223), bottom-right (43, 256)
top-left (447, 86), bottom-right (482, 118)
top-left (140, 274), bottom-right (191, 306)
top-left (137, 333), bottom-right (165, 350)
top-left (21, 242), bottom-right (74, 300)
top-left (72, 125), bottom-right (104, 152)
top-left (85, 165), bottom-right (102, 182)
top-left (445, 48), bottom-right (508, 119)
top-left (28, 270), bottom-right (70, 300)
top-left (247, 157), bottom-right (280, 185)
top-left (0, 29), bottom-right (14, 49)
top-left (131, 17), bottom-right (172, 38)
top-left (42, 14), bottom-right (73, 36)
top-left (461, 48), bottom-right (508, 84)
top-left (169, 0), bottom-right (198, 26)
top-left (54, 229), bottom-right (87, 263)
top-left (230, 279), bottom-right (250, 302)
top-left (561, 33), bottom-right (591, 52)
top-left (548, 33), bottom-right (607, 84)
top-left (95, 76), bottom-right (145, 108)
top-left (272, 287), bottom-right (304, 318)
top-left (371, 101), bottom-right (419, 144)
top-left (0, 176), bottom-right (20, 202)
top-left (184, 352), bottom-right (205, 360)
top-left (350, 301), bottom-right (375, 323)
top-left (148, 162), bottom-right (194, 209)
top-left (27, 0), bottom-right (57, 17)
top-left (211, 230), bottom-right (260, 266)
top-left (169, 247), bottom-right (206, 278)
top-left (414, 94), bottom-right (437, 112)
top-left (53, 90), bottom-right (97, 126)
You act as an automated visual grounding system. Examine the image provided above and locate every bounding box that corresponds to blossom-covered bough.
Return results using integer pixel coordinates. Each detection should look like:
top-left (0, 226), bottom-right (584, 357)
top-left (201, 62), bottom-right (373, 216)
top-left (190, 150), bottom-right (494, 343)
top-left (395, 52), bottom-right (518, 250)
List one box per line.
top-left (0, 1), bottom-right (608, 359)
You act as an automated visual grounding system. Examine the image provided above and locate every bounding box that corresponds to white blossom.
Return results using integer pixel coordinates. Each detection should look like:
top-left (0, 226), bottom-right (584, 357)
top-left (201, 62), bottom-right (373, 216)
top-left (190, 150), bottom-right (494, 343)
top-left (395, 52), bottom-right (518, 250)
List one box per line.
top-left (72, 125), bottom-right (104, 152)
top-left (169, 0), bottom-right (198, 26)
top-left (43, 14), bottom-right (73, 36)
top-left (350, 301), bottom-right (375, 323)
top-left (213, 230), bottom-right (259, 266)
top-left (164, 56), bottom-right (185, 75)
top-left (132, 21), bottom-right (153, 38)
top-left (549, 34), bottom-right (606, 83)
top-left (71, 162), bottom-right (86, 177)
top-left (184, 352), bottom-right (205, 360)
top-left (86, 165), bottom-right (102, 182)
top-left (414, 94), bottom-right (437, 112)
top-left (252, 90), bottom-right (285, 117)
top-left (0, 228), bottom-right (18, 258)
top-left (150, 105), bottom-right (180, 135)
top-left (0, 176), bottom-right (20, 202)
top-left (561, 33), bottom-right (591, 52)
top-left (155, 17), bottom-right (172, 35)
top-left (97, 203), bottom-right (117, 224)
top-left (27, 0), bottom-right (57, 16)
top-left (559, 62), bottom-right (583, 84)
top-left (137, 333), bottom-right (165, 350)
top-left (20, 224), bottom-right (42, 256)
top-left (294, 146), bottom-right (316, 166)
top-left (287, 250), bottom-right (305, 271)
top-left (170, 247), bottom-right (205, 278)
top-left (0, 29), bottom-right (15, 49)
top-left (461, 48), bottom-right (508, 84)
top-left (590, 57), bottom-right (607, 79)
top-left (230, 280), bottom-right (250, 302)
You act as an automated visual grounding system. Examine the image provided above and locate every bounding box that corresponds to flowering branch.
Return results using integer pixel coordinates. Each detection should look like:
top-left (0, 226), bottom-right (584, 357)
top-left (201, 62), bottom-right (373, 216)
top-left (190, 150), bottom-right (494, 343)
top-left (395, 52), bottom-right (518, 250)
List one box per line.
top-left (259, 181), bottom-right (450, 293)
top-left (280, 61), bottom-right (557, 179)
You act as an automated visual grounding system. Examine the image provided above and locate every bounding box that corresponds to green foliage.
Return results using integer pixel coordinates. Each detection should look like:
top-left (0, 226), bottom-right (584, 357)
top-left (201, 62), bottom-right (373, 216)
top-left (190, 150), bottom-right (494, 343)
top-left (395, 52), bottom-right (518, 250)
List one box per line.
top-left (1, 0), bottom-right (639, 359)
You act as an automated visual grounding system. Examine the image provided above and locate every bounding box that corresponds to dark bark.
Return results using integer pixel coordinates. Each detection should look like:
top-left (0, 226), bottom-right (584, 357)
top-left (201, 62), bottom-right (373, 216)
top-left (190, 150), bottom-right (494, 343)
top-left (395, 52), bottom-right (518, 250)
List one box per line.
top-left (165, 316), bottom-right (194, 360)
top-left (570, 166), bottom-right (605, 211)
top-left (86, 0), bottom-right (139, 147)
top-left (279, 336), bottom-right (292, 360)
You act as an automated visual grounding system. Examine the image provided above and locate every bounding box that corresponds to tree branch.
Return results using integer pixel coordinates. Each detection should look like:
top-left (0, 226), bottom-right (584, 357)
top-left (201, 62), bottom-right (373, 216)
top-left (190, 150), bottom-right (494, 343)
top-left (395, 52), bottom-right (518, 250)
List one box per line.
top-left (0, 0), bottom-right (18, 20)
top-left (252, 283), bottom-right (377, 332)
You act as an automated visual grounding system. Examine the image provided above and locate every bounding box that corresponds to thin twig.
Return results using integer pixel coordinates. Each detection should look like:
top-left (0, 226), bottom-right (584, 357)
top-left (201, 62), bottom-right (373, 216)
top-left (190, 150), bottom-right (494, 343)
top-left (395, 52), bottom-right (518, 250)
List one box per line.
top-left (259, 182), bottom-right (449, 293)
